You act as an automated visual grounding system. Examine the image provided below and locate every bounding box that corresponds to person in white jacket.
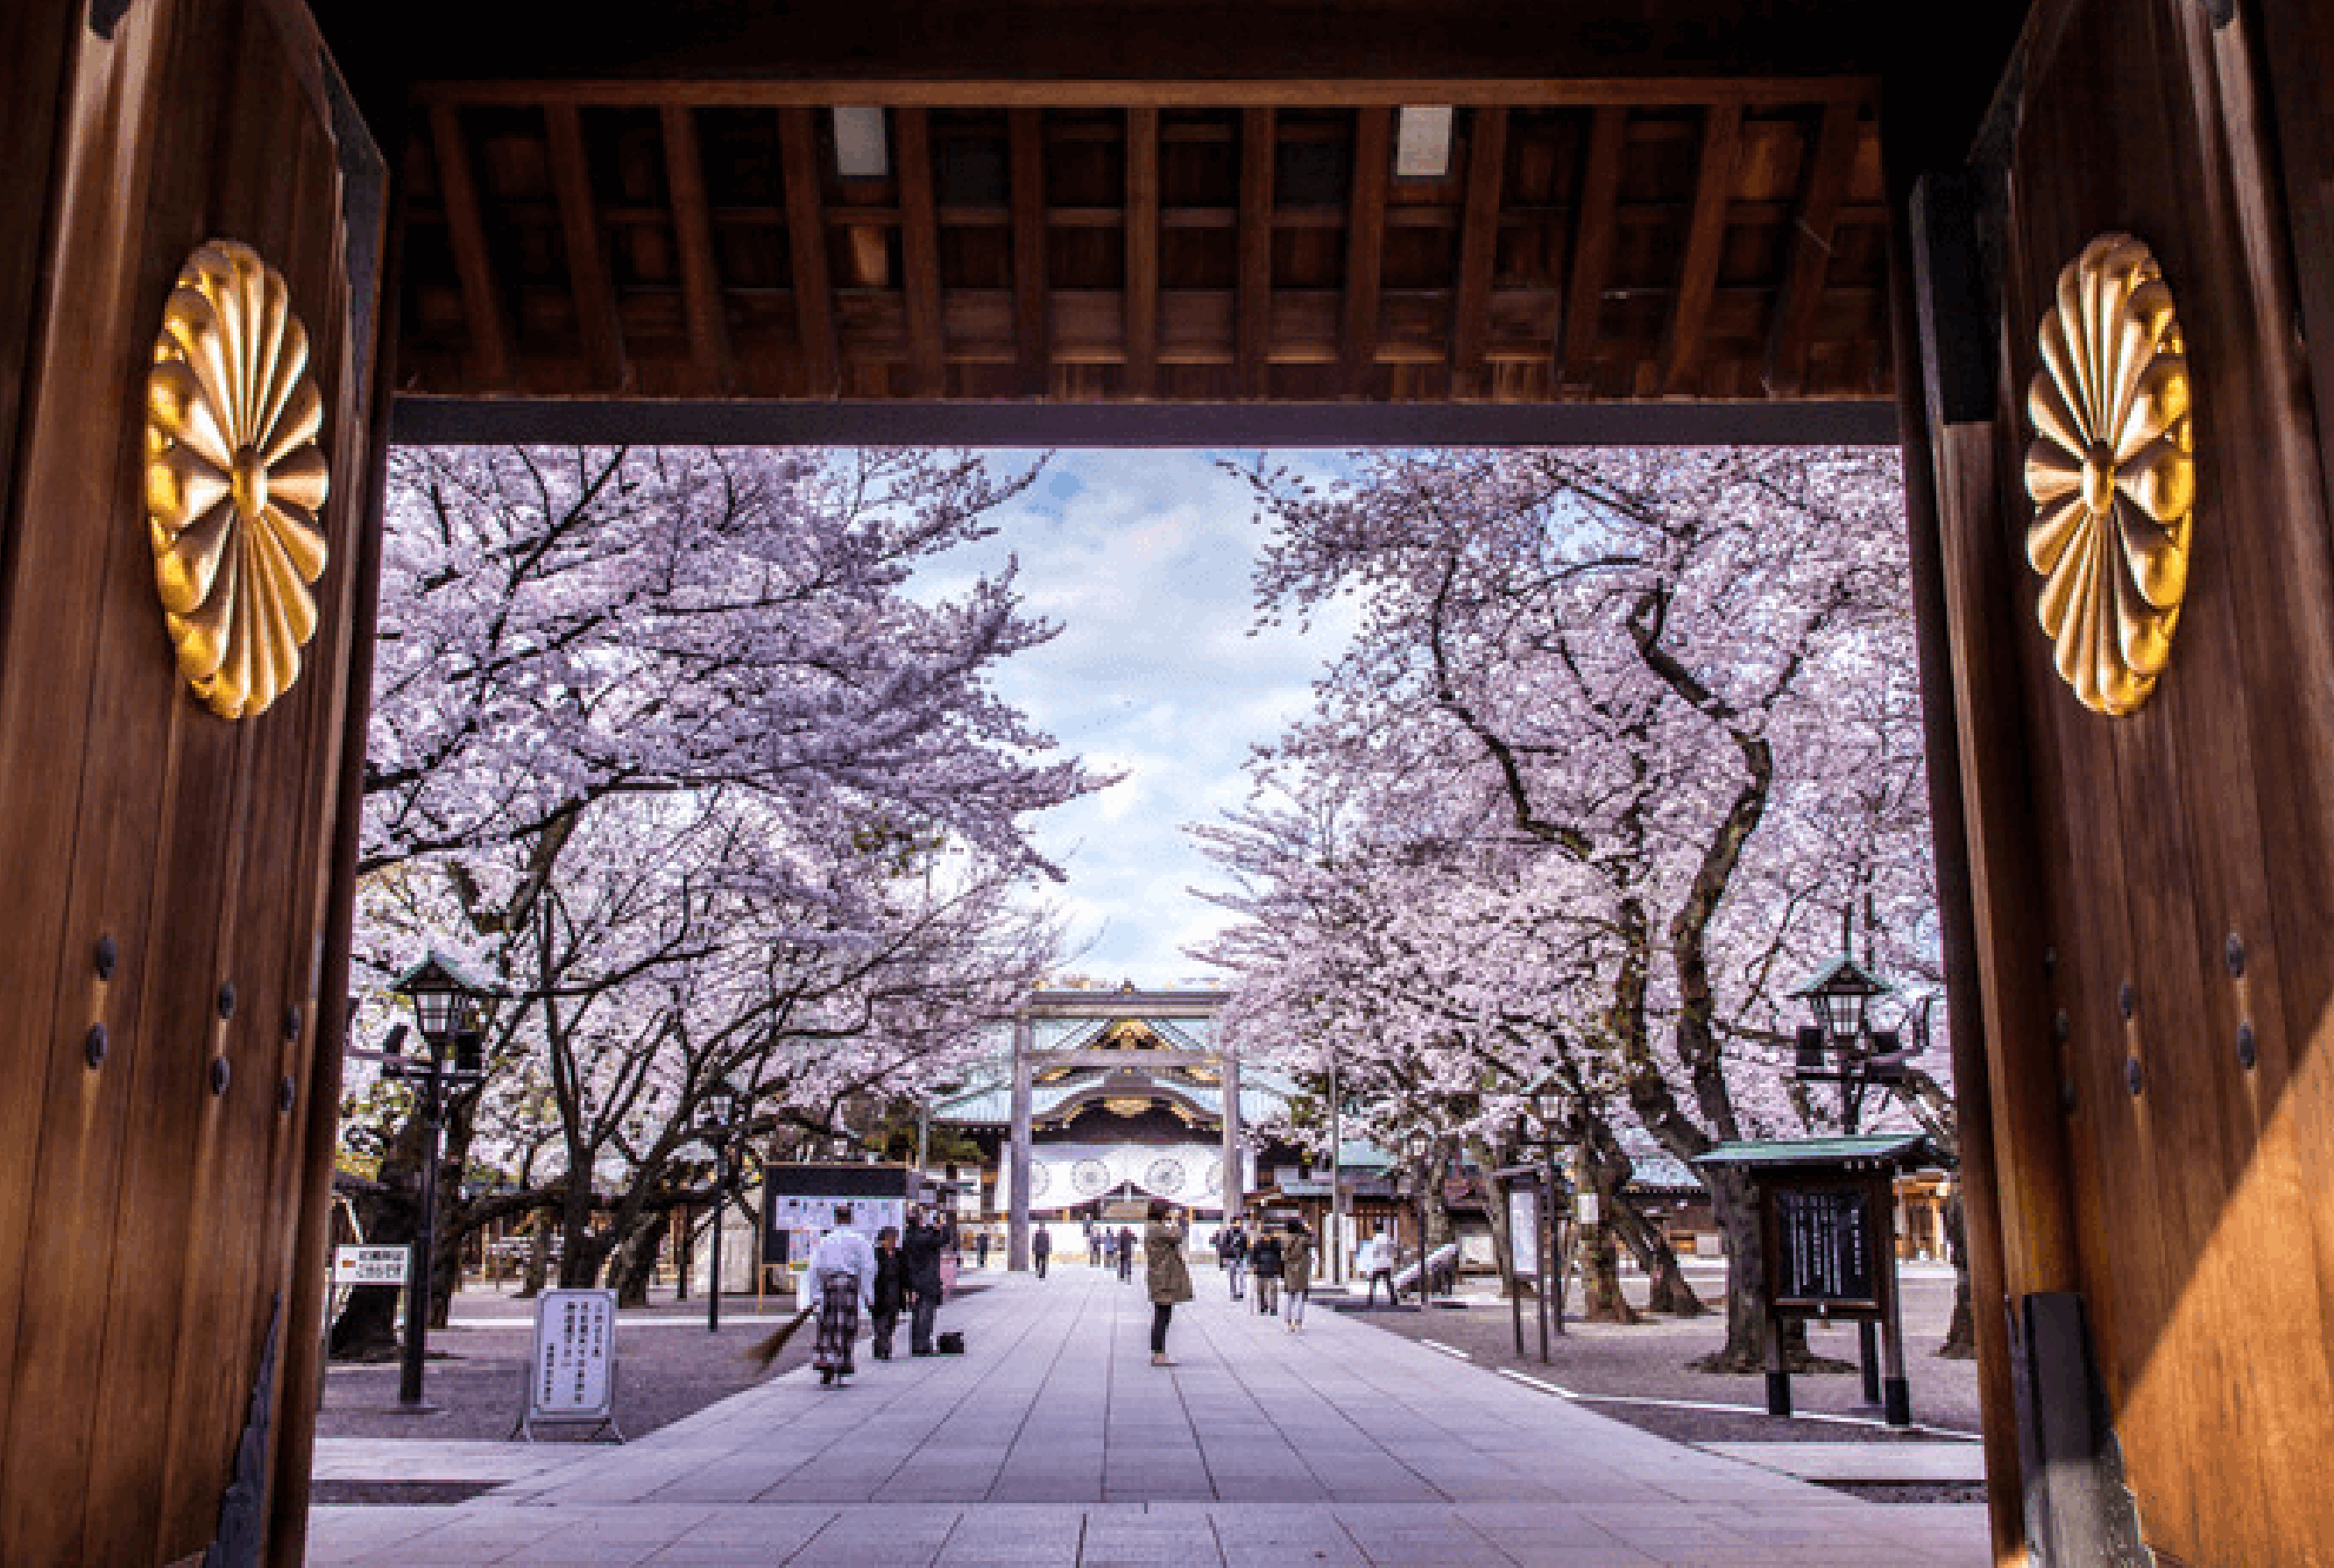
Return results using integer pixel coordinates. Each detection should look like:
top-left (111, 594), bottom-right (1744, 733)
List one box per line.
top-left (806, 1206), bottom-right (878, 1386)
top-left (1358, 1226), bottom-right (1397, 1310)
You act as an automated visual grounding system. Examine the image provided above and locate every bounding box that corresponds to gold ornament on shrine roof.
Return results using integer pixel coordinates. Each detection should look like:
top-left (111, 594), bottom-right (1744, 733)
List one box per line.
top-left (145, 239), bottom-right (330, 720)
top-left (2023, 231), bottom-right (2194, 717)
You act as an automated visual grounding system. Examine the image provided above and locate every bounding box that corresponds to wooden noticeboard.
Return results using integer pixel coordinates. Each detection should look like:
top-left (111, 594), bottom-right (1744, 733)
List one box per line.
top-left (1768, 1183), bottom-right (1881, 1313)
top-left (1507, 1188), bottom-right (1540, 1279)
top-left (515, 1289), bottom-right (622, 1442)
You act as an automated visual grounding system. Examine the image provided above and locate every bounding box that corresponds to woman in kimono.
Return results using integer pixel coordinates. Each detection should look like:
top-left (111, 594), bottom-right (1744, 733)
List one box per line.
top-left (806, 1204), bottom-right (877, 1387)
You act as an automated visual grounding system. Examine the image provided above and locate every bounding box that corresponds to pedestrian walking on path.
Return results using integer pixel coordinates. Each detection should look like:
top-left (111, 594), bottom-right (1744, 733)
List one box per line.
top-left (1249, 1226), bottom-right (1284, 1316)
top-left (976, 1231), bottom-right (991, 1268)
top-left (806, 1206), bottom-right (877, 1386)
top-left (1116, 1225), bottom-right (1135, 1282)
top-left (1280, 1218), bottom-right (1314, 1332)
top-left (1032, 1225), bottom-right (1053, 1279)
top-left (1220, 1218), bottom-right (1248, 1301)
top-left (1358, 1225), bottom-right (1397, 1309)
top-left (869, 1225), bottom-right (906, 1360)
top-left (1144, 1199), bottom-right (1193, 1366)
top-left (903, 1207), bottom-right (948, 1354)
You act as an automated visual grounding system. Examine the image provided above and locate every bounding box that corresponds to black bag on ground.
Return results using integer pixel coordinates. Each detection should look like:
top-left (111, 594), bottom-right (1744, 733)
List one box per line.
top-left (936, 1330), bottom-right (965, 1355)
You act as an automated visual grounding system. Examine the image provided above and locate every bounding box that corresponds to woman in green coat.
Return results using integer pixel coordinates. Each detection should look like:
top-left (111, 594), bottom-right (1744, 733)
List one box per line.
top-left (1279, 1218), bottom-right (1315, 1333)
top-left (1144, 1198), bottom-right (1193, 1366)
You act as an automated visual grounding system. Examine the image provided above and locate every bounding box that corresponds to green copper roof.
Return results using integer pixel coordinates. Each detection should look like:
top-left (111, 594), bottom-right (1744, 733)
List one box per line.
top-left (1787, 952), bottom-right (1894, 999)
top-left (1693, 1134), bottom-right (1945, 1169)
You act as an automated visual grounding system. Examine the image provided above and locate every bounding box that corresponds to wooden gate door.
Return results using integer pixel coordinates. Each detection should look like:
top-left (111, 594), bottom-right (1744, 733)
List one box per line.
top-left (1915, 0), bottom-right (2334, 1559)
top-left (0, 0), bottom-right (382, 1563)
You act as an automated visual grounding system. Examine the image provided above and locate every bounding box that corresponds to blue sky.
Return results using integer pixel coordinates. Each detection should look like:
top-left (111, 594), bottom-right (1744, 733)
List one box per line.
top-left (922, 449), bottom-right (1354, 985)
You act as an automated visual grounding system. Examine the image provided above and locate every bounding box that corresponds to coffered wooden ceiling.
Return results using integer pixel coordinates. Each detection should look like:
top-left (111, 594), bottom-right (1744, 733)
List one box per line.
top-left (393, 86), bottom-right (1892, 416)
top-left (319, 0), bottom-right (2032, 441)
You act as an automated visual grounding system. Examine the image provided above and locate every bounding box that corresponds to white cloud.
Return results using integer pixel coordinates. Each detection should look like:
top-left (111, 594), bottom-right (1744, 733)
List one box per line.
top-left (926, 450), bottom-right (1349, 984)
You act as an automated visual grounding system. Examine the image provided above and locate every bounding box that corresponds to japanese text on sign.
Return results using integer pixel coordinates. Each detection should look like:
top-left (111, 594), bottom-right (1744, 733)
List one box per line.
top-left (330, 1245), bottom-right (408, 1285)
top-left (1507, 1189), bottom-right (1540, 1278)
top-left (527, 1289), bottom-right (616, 1420)
top-left (1773, 1187), bottom-right (1876, 1306)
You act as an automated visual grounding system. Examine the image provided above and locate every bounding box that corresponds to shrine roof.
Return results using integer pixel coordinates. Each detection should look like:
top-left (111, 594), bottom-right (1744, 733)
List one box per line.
top-left (1693, 1134), bottom-right (1948, 1171)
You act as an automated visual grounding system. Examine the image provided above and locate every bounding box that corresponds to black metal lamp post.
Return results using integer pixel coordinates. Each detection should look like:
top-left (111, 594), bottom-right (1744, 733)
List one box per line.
top-left (379, 951), bottom-right (492, 1409)
top-left (1403, 1127), bottom-right (1432, 1305)
top-left (1786, 950), bottom-right (1898, 1136)
top-left (1525, 1075), bottom-right (1575, 1355)
top-left (696, 1080), bottom-right (746, 1333)
top-left (1789, 940), bottom-right (1924, 1416)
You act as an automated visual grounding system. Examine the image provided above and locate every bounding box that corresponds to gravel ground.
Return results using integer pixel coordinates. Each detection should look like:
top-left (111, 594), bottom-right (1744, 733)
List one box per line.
top-left (318, 1274), bottom-right (994, 1444)
top-left (1309, 1258), bottom-right (1984, 1451)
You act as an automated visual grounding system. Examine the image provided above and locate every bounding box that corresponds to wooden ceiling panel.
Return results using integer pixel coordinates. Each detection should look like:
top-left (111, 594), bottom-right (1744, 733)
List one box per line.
top-left (391, 89), bottom-right (1894, 418)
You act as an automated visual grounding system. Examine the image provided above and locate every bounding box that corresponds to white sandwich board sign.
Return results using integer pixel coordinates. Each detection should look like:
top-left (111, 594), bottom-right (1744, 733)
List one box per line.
top-left (515, 1288), bottom-right (622, 1441)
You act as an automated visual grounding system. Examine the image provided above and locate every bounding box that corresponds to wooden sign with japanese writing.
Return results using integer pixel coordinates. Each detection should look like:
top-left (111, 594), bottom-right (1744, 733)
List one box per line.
top-left (1770, 1183), bottom-right (1880, 1312)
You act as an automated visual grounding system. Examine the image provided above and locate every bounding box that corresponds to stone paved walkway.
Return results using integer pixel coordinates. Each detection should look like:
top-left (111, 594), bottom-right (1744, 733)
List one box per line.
top-left (308, 1268), bottom-right (1988, 1565)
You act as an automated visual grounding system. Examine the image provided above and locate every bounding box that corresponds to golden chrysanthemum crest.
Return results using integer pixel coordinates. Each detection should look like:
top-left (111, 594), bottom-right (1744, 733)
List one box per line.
top-left (2023, 231), bottom-right (2194, 717)
top-left (145, 239), bottom-right (330, 720)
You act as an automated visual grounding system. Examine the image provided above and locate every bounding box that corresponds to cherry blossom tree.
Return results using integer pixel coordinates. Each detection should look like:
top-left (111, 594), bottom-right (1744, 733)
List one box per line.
top-left (339, 446), bottom-right (1098, 1333)
top-left (1202, 446), bottom-right (1945, 1368)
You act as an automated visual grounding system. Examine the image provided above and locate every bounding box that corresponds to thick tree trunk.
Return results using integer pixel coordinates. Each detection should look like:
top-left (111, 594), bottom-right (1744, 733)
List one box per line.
top-left (1691, 1168), bottom-right (1769, 1371)
top-left (1938, 1187), bottom-right (1977, 1359)
top-left (1612, 1195), bottom-right (1705, 1317)
top-left (556, 1177), bottom-right (612, 1288)
top-left (519, 1209), bottom-right (553, 1299)
top-left (428, 1204), bottom-right (463, 1330)
top-left (329, 1112), bottom-right (423, 1360)
top-left (1577, 1211), bottom-right (1638, 1324)
top-left (610, 1216), bottom-right (664, 1308)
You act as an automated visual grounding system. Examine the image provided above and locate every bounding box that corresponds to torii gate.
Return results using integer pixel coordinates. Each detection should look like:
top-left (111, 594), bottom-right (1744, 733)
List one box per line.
top-left (1006, 987), bottom-right (1235, 1273)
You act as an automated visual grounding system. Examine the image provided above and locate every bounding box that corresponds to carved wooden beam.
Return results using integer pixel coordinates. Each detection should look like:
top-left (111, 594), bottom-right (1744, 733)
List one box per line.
top-left (1557, 106), bottom-right (1627, 392)
top-left (427, 101), bottom-right (514, 390)
top-left (1238, 106), bottom-right (1276, 399)
top-left (423, 78), bottom-right (1877, 111)
top-left (1010, 108), bottom-right (1050, 393)
top-left (1659, 102), bottom-right (1743, 393)
top-left (660, 105), bottom-right (733, 393)
top-left (544, 103), bottom-right (627, 390)
top-left (1449, 106), bottom-right (1508, 399)
top-left (895, 109), bottom-right (946, 395)
top-left (778, 106), bottom-right (841, 395)
top-left (1125, 107), bottom-right (1160, 395)
top-left (1764, 99), bottom-right (1861, 396)
top-left (1342, 107), bottom-right (1391, 395)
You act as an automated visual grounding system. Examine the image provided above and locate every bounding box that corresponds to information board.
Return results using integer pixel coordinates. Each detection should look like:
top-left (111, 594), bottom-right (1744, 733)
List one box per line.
top-left (1507, 1189), bottom-right (1540, 1278)
top-left (1772, 1185), bottom-right (1878, 1309)
top-left (329, 1244), bottom-right (408, 1285)
top-left (517, 1289), bottom-right (621, 1440)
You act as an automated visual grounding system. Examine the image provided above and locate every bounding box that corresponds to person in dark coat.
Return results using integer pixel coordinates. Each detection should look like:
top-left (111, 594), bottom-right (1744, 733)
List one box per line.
top-left (869, 1225), bottom-right (907, 1360)
top-left (1116, 1225), bottom-right (1135, 1282)
top-left (1032, 1225), bottom-right (1053, 1278)
top-left (1145, 1199), bottom-right (1194, 1366)
top-left (902, 1208), bottom-right (948, 1355)
top-left (1280, 1218), bottom-right (1315, 1333)
top-left (1220, 1220), bottom-right (1248, 1301)
top-left (1248, 1228), bottom-right (1284, 1316)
